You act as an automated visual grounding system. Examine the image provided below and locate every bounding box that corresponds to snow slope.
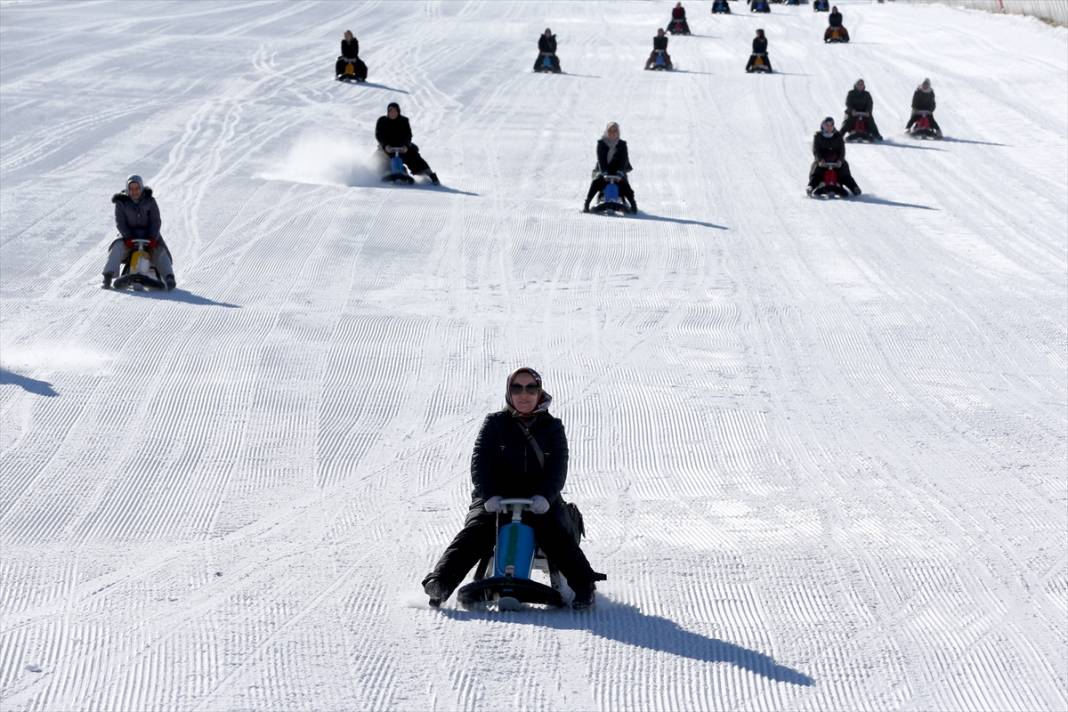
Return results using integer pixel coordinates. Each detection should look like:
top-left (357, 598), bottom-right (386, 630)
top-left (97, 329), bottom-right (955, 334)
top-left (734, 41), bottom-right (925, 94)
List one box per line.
top-left (1, 1), bottom-right (1066, 710)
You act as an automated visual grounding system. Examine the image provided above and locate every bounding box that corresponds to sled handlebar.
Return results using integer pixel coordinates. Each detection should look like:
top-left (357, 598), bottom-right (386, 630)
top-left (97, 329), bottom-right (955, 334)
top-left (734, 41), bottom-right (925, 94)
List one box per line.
top-left (601, 173), bottom-right (625, 183)
top-left (849, 111), bottom-right (870, 117)
top-left (499, 498), bottom-right (535, 521)
top-left (126, 238), bottom-right (156, 250)
top-left (913, 110), bottom-right (932, 116)
top-left (817, 160), bottom-right (842, 168)
top-left (384, 146), bottom-right (408, 155)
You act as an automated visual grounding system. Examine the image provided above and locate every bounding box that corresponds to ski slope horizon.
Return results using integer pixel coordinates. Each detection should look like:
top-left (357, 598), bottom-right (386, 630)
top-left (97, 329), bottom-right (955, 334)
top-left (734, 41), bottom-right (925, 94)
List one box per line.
top-left (1, 1), bottom-right (1066, 711)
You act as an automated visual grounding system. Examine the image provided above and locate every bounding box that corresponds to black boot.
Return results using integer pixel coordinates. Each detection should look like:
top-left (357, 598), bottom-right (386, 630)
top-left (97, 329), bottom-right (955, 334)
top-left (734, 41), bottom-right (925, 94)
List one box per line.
top-left (423, 578), bottom-right (451, 608)
top-left (428, 172), bottom-right (440, 186)
top-left (102, 273), bottom-right (113, 289)
top-left (572, 582), bottom-right (596, 610)
top-left (165, 275), bottom-right (177, 291)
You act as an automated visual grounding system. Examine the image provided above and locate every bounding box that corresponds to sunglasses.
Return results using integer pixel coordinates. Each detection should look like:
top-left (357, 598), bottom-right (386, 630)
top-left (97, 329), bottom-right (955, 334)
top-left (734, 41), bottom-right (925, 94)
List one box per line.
top-left (509, 383), bottom-right (541, 395)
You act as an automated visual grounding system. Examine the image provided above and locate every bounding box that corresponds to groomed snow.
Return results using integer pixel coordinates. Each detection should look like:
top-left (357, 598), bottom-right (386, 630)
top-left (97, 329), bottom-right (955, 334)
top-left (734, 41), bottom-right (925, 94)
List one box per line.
top-left (1, 1), bottom-right (1066, 710)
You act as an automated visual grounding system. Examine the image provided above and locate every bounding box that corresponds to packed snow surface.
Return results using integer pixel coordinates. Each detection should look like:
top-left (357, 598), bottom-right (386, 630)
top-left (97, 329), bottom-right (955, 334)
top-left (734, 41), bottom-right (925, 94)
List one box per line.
top-left (1, 1), bottom-right (1066, 710)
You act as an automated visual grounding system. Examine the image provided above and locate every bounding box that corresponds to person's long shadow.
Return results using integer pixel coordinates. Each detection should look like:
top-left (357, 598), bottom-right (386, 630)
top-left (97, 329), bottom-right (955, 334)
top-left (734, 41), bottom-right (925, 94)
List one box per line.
top-left (942, 136), bottom-right (1009, 147)
top-left (358, 81), bottom-right (410, 94)
top-left (669, 69), bottom-right (717, 76)
top-left (876, 139), bottom-right (946, 153)
top-left (632, 212), bottom-right (728, 230)
top-left (558, 72), bottom-right (602, 79)
top-left (853, 194), bottom-right (938, 211)
top-left (422, 184), bottom-right (480, 197)
top-left (0, 368), bottom-right (58, 397)
top-left (118, 288), bottom-right (240, 308)
top-left (440, 597), bottom-right (814, 686)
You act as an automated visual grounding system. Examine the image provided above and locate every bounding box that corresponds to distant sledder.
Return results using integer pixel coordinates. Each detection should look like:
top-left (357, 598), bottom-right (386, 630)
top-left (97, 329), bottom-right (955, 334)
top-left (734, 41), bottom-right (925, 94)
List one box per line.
top-left (750, 0), bottom-right (771, 13)
top-left (335, 30), bottom-right (368, 82)
top-left (824, 5), bottom-right (850, 42)
top-left (906, 78), bottom-right (943, 139)
top-left (103, 174), bottom-right (176, 291)
top-left (711, 0), bottom-right (731, 14)
top-left (842, 79), bottom-right (883, 142)
top-left (644, 29), bottom-right (673, 70)
top-left (374, 102), bottom-right (440, 185)
top-left (745, 29), bottom-right (773, 73)
top-left (813, 0), bottom-right (830, 10)
top-left (668, 2), bottom-right (691, 35)
top-left (807, 117), bottom-right (862, 198)
top-left (533, 28), bottom-right (562, 73)
top-left (584, 122), bottom-right (638, 214)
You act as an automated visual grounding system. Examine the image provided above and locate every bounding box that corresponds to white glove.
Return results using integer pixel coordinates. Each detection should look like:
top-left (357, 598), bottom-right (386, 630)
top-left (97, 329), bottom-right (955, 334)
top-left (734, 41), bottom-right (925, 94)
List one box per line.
top-left (484, 496), bottom-right (503, 513)
top-left (530, 495), bottom-right (550, 515)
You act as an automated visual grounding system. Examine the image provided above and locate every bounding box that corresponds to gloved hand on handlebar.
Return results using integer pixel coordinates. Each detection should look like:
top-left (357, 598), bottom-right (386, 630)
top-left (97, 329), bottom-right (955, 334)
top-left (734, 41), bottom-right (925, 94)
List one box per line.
top-left (483, 496), bottom-right (503, 513)
top-left (530, 495), bottom-right (550, 515)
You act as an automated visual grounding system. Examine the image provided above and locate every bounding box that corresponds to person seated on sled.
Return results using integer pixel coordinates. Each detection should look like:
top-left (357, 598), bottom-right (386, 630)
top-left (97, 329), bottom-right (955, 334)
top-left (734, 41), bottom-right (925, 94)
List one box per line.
top-left (374, 102), bottom-right (440, 184)
top-left (669, 2), bottom-right (691, 33)
top-left (711, 0), bottom-right (731, 14)
top-left (808, 117), bottom-right (862, 195)
top-left (842, 78), bottom-right (882, 139)
top-left (422, 368), bottom-right (602, 610)
top-left (644, 28), bottom-right (673, 69)
top-left (584, 121), bottom-right (637, 213)
top-left (745, 29), bottom-right (773, 72)
top-left (534, 27), bottom-right (562, 72)
top-left (824, 5), bottom-right (850, 41)
top-left (334, 30), bottom-right (367, 80)
top-left (813, 0), bottom-right (830, 11)
top-left (906, 77), bottom-right (942, 136)
top-left (102, 175), bottom-right (176, 290)
top-left (749, 0), bottom-right (771, 13)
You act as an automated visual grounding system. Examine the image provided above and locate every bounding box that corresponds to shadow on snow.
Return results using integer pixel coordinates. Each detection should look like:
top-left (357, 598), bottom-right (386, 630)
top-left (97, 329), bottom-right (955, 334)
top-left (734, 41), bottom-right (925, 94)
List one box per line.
top-left (439, 597), bottom-right (814, 687)
top-left (353, 81), bottom-right (410, 94)
top-left (853, 194), bottom-right (938, 211)
top-left (117, 288), bottom-right (241, 308)
top-left (631, 212), bottom-right (728, 230)
top-left (0, 368), bottom-right (58, 397)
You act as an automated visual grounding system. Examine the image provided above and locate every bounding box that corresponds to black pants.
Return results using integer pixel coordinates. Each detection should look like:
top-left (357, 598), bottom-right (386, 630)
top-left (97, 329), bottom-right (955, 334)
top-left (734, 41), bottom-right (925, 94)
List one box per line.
top-left (824, 26), bottom-right (850, 42)
top-left (335, 56), bottom-right (367, 79)
top-left (533, 53), bottom-right (561, 72)
top-left (423, 501), bottom-right (597, 594)
top-left (645, 51), bottom-right (672, 69)
top-left (586, 175), bottom-right (635, 207)
top-left (906, 112), bottom-right (942, 133)
top-left (382, 143), bottom-right (430, 175)
top-left (842, 112), bottom-right (882, 139)
top-left (745, 53), bottom-right (773, 72)
top-left (669, 19), bottom-right (690, 33)
top-left (808, 159), bottom-right (860, 194)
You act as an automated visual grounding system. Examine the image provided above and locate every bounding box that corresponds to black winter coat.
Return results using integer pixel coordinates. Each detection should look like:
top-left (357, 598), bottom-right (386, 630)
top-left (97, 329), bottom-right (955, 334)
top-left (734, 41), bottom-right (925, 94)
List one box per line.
top-left (596, 138), bottom-right (632, 174)
top-left (340, 38), bottom-right (359, 59)
top-left (470, 411), bottom-right (569, 502)
top-left (112, 188), bottom-right (161, 240)
top-left (653, 35), bottom-right (669, 51)
top-left (912, 89), bottom-right (936, 112)
top-left (845, 89), bottom-right (873, 114)
top-left (672, 6), bottom-right (686, 19)
top-left (829, 10), bottom-right (843, 27)
top-left (752, 36), bottom-right (768, 53)
top-left (812, 130), bottom-right (846, 162)
top-left (538, 34), bottom-right (557, 53)
top-left (375, 115), bottom-right (413, 148)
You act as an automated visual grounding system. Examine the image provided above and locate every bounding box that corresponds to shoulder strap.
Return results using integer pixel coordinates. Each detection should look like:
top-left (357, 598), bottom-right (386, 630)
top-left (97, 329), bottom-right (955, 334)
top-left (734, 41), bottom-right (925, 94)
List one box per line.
top-left (516, 421), bottom-right (545, 468)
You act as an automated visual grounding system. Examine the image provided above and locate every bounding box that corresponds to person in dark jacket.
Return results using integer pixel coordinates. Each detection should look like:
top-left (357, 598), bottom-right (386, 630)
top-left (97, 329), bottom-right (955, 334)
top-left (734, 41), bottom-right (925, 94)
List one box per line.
top-left (669, 2), bottom-right (691, 34)
top-left (102, 174), bottom-right (175, 290)
top-left (750, 0), bottom-right (771, 13)
top-left (335, 30), bottom-right (368, 81)
top-left (745, 29), bottom-right (773, 73)
top-left (375, 102), bottom-right (439, 184)
top-left (584, 122), bottom-right (637, 213)
top-left (906, 78), bottom-right (942, 136)
top-left (824, 6), bottom-right (850, 41)
top-left (711, 0), bottom-right (732, 14)
top-left (841, 78), bottom-right (882, 139)
top-left (644, 29), bottom-right (673, 70)
top-left (807, 117), bottom-right (861, 195)
top-left (422, 368), bottom-right (601, 609)
top-left (533, 28), bottom-right (561, 72)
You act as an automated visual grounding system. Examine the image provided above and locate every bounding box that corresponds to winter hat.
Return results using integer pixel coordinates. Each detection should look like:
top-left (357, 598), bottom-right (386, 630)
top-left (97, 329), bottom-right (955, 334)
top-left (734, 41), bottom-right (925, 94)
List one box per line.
top-left (505, 367), bottom-right (553, 415)
top-left (387, 102), bottom-right (401, 114)
top-left (920, 77), bottom-right (932, 90)
top-left (854, 78), bottom-right (865, 89)
top-left (126, 174), bottom-right (144, 190)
